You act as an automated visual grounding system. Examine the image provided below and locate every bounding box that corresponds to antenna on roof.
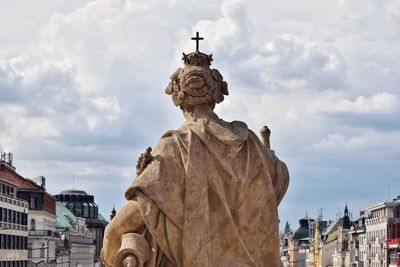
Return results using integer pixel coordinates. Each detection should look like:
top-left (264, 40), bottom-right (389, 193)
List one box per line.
top-left (0, 151), bottom-right (13, 165)
top-left (73, 177), bottom-right (75, 189)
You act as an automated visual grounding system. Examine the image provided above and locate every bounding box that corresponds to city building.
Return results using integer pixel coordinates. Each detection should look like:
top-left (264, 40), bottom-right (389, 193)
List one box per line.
top-left (0, 153), bottom-right (29, 267)
top-left (346, 214), bottom-right (367, 267)
top-left (387, 197), bottom-right (400, 267)
top-left (322, 205), bottom-right (351, 267)
top-left (55, 202), bottom-right (95, 267)
top-left (364, 200), bottom-right (400, 267)
top-left (16, 176), bottom-right (58, 267)
top-left (54, 190), bottom-right (107, 266)
top-left (0, 152), bottom-right (58, 266)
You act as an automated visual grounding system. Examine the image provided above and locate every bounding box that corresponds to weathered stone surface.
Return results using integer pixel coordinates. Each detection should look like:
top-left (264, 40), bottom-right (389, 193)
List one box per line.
top-left (101, 36), bottom-right (289, 267)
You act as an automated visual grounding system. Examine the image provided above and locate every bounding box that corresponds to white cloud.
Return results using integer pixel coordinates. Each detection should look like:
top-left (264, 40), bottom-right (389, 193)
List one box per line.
top-left (305, 129), bottom-right (400, 159)
top-left (307, 92), bottom-right (399, 114)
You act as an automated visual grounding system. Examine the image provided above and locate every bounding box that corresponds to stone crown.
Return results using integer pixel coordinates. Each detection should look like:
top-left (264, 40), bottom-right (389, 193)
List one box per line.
top-left (182, 51), bottom-right (213, 67)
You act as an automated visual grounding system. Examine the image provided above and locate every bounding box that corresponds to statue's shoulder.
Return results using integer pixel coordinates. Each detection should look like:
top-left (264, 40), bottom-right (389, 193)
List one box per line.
top-left (152, 125), bottom-right (191, 153)
top-left (229, 120), bottom-right (248, 130)
top-left (161, 124), bottom-right (189, 140)
top-left (228, 120), bottom-right (261, 142)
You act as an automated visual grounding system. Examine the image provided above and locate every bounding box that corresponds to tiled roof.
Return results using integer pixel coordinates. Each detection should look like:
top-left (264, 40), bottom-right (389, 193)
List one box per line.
top-left (0, 164), bottom-right (42, 190)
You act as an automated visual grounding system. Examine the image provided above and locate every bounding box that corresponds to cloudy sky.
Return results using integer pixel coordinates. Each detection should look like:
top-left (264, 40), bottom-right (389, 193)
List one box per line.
top-left (1, 0), bottom-right (399, 229)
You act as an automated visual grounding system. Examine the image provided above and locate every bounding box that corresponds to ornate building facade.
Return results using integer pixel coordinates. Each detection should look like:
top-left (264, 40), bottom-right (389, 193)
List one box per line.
top-left (54, 190), bottom-right (107, 266)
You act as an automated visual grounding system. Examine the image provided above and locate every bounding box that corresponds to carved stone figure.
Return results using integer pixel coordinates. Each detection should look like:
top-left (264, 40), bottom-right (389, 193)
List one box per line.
top-left (101, 33), bottom-right (289, 267)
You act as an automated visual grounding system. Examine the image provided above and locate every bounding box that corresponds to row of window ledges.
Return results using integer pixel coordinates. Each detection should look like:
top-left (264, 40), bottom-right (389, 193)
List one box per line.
top-left (0, 207), bottom-right (28, 226)
top-left (28, 230), bottom-right (60, 238)
top-left (0, 261), bottom-right (27, 267)
top-left (0, 234), bottom-right (28, 250)
top-left (0, 193), bottom-right (28, 209)
top-left (0, 222), bottom-right (27, 232)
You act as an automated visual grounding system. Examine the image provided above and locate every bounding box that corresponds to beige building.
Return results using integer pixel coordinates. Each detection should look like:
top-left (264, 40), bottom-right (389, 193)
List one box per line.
top-left (346, 216), bottom-right (366, 267)
top-left (365, 202), bottom-right (395, 267)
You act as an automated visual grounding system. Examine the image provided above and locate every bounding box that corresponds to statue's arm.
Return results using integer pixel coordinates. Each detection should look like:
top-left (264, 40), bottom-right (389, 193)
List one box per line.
top-left (101, 200), bottom-right (145, 267)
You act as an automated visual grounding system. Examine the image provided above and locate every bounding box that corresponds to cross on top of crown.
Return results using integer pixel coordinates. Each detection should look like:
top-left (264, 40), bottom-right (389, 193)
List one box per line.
top-left (191, 32), bottom-right (204, 52)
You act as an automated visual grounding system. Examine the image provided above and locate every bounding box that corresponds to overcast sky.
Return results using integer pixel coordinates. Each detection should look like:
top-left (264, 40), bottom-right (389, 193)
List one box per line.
top-left (1, 0), bottom-right (399, 230)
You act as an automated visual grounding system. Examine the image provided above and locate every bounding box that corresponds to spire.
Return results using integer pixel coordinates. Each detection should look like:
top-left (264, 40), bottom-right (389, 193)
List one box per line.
top-left (342, 203), bottom-right (351, 229)
top-left (110, 205), bottom-right (116, 221)
top-left (284, 221), bottom-right (291, 234)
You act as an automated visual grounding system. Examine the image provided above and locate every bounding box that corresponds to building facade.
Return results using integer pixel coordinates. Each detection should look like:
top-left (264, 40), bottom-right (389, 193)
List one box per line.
top-left (0, 154), bottom-right (29, 267)
top-left (365, 201), bottom-right (398, 267)
top-left (0, 153), bottom-right (58, 267)
top-left (387, 211), bottom-right (400, 267)
top-left (55, 203), bottom-right (95, 267)
top-left (54, 190), bottom-right (107, 266)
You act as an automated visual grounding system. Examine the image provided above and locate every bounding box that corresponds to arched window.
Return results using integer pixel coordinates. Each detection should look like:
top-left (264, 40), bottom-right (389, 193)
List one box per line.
top-left (30, 219), bottom-right (36, 231)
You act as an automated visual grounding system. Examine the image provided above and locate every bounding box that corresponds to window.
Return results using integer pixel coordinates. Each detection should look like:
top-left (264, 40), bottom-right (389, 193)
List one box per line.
top-left (76, 203), bottom-right (82, 217)
top-left (22, 213), bottom-right (27, 226)
top-left (4, 208), bottom-right (8, 222)
top-left (30, 219), bottom-right (36, 231)
top-left (40, 244), bottom-right (45, 258)
top-left (12, 210), bottom-right (16, 224)
top-left (6, 235), bottom-right (11, 249)
top-left (28, 245), bottom-right (32, 258)
top-left (83, 203), bottom-right (89, 217)
top-left (89, 204), bottom-right (94, 218)
top-left (30, 197), bottom-right (36, 209)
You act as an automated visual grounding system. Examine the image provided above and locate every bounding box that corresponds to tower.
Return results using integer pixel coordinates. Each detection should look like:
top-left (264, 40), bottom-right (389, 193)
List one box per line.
top-left (313, 209), bottom-right (322, 267)
top-left (343, 203), bottom-right (351, 229)
top-left (110, 205), bottom-right (116, 220)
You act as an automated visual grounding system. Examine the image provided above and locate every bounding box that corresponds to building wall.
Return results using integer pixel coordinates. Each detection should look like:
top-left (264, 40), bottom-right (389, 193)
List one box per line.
top-left (322, 240), bottom-right (336, 267)
top-left (69, 243), bottom-right (95, 267)
top-left (28, 210), bottom-right (56, 232)
top-left (358, 232), bottom-right (367, 264)
top-left (0, 189), bottom-right (29, 266)
top-left (365, 214), bottom-right (389, 266)
top-left (27, 210), bottom-right (58, 266)
top-left (56, 220), bottom-right (95, 267)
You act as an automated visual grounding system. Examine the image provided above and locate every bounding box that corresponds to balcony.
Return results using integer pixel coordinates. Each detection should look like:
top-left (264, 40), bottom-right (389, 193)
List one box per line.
top-left (387, 238), bottom-right (400, 249)
top-left (28, 230), bottom-right (60, 238)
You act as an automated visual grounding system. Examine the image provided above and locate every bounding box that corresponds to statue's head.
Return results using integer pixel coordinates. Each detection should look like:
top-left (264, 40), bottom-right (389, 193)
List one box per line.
top-left (165, 51), bottom-right (229, 109)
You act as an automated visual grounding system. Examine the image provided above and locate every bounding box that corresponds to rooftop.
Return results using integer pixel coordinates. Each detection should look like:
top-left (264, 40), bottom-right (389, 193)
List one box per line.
top-left (58, 189), bottom-right (88, 196)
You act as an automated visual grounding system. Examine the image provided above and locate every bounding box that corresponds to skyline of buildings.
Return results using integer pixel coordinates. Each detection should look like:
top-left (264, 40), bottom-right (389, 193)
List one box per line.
top-left (0, 153), bottom-right (107, 267)
top-left (281, 197), bottom-right (400, 267)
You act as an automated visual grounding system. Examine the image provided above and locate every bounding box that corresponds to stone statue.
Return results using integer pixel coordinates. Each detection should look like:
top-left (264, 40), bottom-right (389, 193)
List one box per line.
top-left (101, 33), bottom-right (289, 267)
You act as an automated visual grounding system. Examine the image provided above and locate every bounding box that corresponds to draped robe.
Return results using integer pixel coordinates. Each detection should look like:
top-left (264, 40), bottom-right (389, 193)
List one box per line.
top-left (125, 118), bottom-right (289, 267)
